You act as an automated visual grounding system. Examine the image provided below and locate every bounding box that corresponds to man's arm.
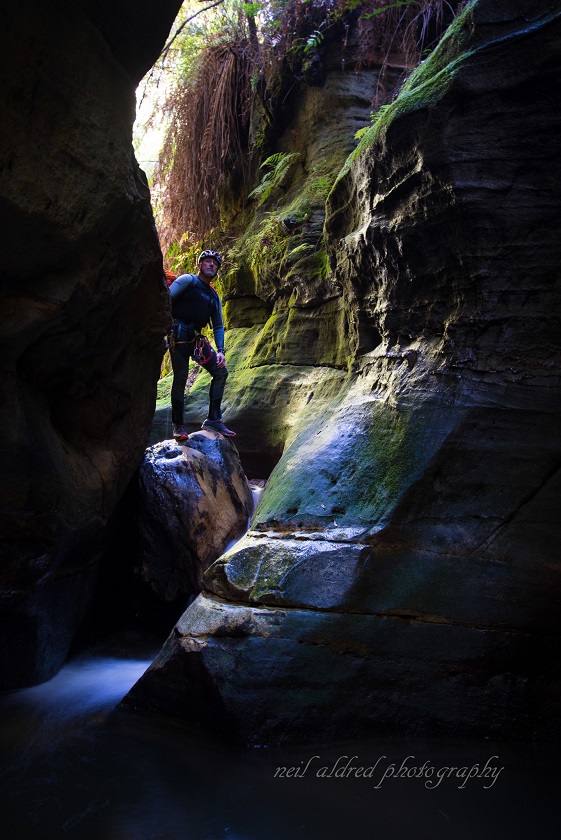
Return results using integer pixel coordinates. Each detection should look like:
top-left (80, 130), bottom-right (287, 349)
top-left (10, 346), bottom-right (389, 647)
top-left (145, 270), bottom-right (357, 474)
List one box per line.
top-left (211, 294), bottom-right (226, 367)
top-left (169, 273), bottom-right (197, 299)
top-left (211, 293), bottom-right (225, 354)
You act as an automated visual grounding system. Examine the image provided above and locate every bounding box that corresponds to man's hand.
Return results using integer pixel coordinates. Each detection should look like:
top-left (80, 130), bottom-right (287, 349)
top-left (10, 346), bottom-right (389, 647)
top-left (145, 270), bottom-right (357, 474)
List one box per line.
top-left (216, 351), bottom-right (226, 367)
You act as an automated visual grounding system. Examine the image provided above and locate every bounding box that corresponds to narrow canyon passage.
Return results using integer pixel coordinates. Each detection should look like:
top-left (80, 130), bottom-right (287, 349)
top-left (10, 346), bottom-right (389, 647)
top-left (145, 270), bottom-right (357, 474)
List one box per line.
top-left (1, 1), bottom-right (560, 834)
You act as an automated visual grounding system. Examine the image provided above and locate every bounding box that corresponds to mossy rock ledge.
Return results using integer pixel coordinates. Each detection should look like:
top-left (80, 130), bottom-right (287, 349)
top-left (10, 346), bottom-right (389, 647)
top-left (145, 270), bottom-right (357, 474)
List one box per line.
top-left (129, 0), bottom-right (561, 743)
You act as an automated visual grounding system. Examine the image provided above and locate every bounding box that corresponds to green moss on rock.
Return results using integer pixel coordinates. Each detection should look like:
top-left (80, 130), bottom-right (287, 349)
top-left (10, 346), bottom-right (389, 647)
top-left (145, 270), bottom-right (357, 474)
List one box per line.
top-left (247, 297), bottom-right (347, 368)
top-left (253, 392), bottom-right (456, 531)
top-left (337, 2), bottom-right (477, 181)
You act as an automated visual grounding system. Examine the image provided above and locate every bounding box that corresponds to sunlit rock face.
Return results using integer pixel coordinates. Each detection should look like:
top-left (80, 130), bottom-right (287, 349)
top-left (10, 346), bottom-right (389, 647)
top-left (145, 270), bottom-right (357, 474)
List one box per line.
top-left (0, 0), bottom-right (182, 688)
top-left (126, 0), bottom-right (561, 742)
top-left (136, 433), bottom-right (254, 600)
top-left (153, 23), bottom-right (409, 476)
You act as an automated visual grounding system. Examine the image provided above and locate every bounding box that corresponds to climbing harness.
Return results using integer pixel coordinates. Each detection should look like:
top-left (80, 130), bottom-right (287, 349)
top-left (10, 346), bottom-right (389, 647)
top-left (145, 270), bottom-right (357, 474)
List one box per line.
top-left (168, 320), bottom-right (213, 364)
top-left (193, 335), bottom-right (213, 364)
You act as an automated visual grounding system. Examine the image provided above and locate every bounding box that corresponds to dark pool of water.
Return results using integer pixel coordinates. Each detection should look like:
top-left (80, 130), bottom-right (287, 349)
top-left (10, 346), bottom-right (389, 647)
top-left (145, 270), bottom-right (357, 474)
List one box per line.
top-left (1, 635), bottom-right (559, 840)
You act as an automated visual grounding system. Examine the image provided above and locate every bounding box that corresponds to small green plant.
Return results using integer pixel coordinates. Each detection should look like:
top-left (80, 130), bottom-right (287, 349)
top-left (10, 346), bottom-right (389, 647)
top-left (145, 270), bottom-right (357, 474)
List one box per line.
top-left (304, 27), bottom-right (324, 53)
top-left (246, 212), bottom-right (288, 277)
top-left (286, 242), bottom-right (314, 261)
top-left (248, 152), bottom-right (301, 206)
top-left (242, 1), bottom-right (262, 17)
top-left (308, 175), bottom-right (334, 201)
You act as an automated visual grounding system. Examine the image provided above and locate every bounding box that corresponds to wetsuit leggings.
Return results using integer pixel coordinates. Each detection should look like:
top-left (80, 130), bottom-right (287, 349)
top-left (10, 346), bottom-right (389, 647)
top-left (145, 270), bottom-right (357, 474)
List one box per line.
top-left (170, 339), bottom-right (228, 425)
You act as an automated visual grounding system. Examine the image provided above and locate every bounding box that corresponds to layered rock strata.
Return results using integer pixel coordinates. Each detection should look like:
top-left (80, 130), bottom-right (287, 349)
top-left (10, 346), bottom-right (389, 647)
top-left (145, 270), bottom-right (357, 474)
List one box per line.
top-left (125, 0), bottom-right (561, 742)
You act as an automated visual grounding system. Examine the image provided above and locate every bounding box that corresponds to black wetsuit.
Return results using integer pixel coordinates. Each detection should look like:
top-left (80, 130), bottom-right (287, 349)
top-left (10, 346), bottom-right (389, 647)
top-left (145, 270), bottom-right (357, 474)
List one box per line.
top-left (169, 273), bottom-right (227, 425)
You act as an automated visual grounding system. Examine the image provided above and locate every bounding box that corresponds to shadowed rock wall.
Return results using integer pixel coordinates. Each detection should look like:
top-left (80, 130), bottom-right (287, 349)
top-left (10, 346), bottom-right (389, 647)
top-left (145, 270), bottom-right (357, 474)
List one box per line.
top-left (127, 0), bottom-right (561, 742)
top-left (0, 0), bottom-right (182, 688)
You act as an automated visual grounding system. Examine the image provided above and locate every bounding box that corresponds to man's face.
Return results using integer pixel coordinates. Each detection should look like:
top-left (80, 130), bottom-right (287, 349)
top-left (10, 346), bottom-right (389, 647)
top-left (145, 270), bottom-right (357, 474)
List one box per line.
top-left (199, 257), bottom-right (219, 279)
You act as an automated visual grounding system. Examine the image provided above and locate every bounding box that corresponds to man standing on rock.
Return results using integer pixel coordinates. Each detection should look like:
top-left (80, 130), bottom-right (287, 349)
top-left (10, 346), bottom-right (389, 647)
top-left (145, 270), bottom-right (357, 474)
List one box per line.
top-left (168, 249), bottom-right (236, 441)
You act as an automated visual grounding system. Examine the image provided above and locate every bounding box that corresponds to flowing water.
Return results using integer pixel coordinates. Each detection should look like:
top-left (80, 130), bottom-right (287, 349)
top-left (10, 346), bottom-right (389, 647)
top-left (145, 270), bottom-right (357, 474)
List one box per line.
top-left (1, 485), bottom-right (558, 838)
top-left (0, 632), bottom-right (559, 840)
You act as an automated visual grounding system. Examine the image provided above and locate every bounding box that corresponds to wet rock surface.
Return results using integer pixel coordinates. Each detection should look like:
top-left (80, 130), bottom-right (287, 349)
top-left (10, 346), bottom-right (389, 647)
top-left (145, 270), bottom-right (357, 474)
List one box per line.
top-left (123, 592), bottom-right (561, 744)
top-left (128, 0), bottom-right (561, 742)
top-left (136, 432), bottom-right (254, 600)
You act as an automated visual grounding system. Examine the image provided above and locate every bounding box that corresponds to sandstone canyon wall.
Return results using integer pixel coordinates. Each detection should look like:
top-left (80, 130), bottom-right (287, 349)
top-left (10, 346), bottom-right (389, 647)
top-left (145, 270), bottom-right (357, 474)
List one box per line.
top-left (129, 0), bottom-right (561, 742)
top-left (0, 0), bottom-right (182, 688)
top-left (1, 0), bottom-right (559, 744)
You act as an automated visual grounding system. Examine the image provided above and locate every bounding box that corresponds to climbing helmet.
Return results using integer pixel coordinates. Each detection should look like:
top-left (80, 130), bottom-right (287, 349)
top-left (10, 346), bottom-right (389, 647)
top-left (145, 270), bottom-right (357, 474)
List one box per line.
top-left (198, 249), bottom-right (222, 267)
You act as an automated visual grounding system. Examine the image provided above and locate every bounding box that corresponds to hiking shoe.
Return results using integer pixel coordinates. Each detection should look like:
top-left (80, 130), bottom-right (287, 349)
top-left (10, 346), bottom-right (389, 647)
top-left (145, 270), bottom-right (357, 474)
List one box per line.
top-left (202, 418), bottom-right (236, 437)
top-left (173, 424), bottom-right (189, 442)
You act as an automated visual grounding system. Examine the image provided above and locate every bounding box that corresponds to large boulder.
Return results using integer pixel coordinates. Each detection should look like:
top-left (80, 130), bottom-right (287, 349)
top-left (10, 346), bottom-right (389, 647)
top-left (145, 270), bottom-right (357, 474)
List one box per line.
top-left (136, 433), bottom-right (254, 600)
top-left (0, 0), bottom-right (182, 688)
top-left (124, 0), bottom-right (561, 742)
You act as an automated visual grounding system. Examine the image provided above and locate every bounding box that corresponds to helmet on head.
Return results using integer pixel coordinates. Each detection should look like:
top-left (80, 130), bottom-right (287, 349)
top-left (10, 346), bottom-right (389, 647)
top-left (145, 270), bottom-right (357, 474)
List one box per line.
top-left (198, 249), bottom-right (222, 268)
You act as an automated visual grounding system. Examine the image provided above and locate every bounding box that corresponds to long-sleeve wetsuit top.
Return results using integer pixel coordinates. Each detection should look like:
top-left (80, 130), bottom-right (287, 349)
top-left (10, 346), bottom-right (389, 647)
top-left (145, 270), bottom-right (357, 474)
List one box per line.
top-left (170, 273), bottom-right (225, 353)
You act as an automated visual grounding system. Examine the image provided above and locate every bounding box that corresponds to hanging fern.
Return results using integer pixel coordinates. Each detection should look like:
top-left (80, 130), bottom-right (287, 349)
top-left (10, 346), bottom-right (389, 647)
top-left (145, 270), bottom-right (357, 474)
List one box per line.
top-left (147, 1), bottom-right (461, 251)
top-left (154, 31), bottom-right (258, 251)
top-left (304, 27), bottom-right (325, 53)
top-left (248, 152), bottom-right (301, 206)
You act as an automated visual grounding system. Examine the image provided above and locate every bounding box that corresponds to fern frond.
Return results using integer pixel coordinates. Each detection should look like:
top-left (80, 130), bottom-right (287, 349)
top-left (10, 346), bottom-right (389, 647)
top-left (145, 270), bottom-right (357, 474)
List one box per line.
top-left (248, 152), bottom-right (301, 206)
